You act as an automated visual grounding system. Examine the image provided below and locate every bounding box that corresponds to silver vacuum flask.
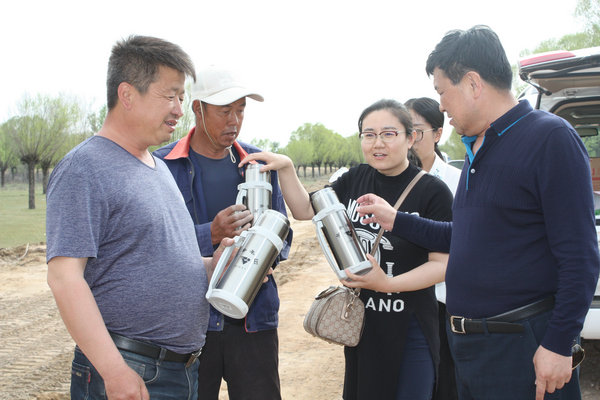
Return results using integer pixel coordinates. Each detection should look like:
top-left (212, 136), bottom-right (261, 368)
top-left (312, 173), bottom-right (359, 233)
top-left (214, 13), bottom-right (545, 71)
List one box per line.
top-left (311, 187), bottom-right (372, 279)
top-left (206, 209), bottom-right (289, 319)
top-left (236, 163), bottom-right (272, 224)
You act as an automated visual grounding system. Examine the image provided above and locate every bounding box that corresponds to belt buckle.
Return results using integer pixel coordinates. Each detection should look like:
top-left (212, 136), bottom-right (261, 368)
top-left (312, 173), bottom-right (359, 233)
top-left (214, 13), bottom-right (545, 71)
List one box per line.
top-left (450, 316), bottom-right (467, 334)
top-left (185, 349), bottom-right (202, 368)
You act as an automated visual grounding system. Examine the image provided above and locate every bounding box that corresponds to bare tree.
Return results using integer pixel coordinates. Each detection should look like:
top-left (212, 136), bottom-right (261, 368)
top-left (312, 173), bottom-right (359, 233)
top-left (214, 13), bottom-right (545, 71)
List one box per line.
top-left (7, 95), bottom-right (80, 209)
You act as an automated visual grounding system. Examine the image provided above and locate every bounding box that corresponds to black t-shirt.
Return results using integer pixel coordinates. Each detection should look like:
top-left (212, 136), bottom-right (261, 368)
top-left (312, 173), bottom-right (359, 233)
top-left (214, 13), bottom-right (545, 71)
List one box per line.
top-left (331, 163), bottom-right (453, 400)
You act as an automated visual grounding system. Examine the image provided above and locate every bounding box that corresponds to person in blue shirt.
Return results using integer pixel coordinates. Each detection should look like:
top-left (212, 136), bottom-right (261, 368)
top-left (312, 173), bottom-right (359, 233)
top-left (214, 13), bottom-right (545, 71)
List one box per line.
top-left (154, 66), bottom-right (292, 400)
top-left (354, 25), bottom-right (600, 400)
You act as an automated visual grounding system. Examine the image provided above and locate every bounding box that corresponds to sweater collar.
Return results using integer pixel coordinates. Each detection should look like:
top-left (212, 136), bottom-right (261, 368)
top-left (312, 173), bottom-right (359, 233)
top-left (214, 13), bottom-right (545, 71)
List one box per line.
top-left (488, 100), bottom-right (533, 137)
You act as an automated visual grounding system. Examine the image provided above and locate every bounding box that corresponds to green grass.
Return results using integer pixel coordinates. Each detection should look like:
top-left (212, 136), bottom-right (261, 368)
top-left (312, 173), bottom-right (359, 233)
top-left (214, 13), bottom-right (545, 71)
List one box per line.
top-left (0, 184), bottom-right (47, 249)
top-left (0, 174), bottom-right (331, 249)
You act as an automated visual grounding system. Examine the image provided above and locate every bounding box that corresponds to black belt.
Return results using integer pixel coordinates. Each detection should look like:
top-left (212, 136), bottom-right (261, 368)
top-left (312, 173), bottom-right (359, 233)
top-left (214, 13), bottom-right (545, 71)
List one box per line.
top-left (449, 297), bottom-right (555, 335)
top-left (109, 333), bottom-right (201, 367)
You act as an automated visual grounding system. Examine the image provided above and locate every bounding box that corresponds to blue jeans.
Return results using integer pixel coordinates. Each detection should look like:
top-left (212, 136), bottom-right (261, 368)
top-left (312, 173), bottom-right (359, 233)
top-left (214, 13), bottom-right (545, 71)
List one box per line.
top-left (70, 346), bottom-right (199, 400)
top-left (446, 310), bottom-right (581, 400)
top-left (396, 316), bottom-right (435, 400)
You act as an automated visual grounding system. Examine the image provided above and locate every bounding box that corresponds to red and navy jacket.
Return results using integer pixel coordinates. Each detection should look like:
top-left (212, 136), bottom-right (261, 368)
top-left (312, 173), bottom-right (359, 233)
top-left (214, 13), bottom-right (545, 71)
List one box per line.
top-left (153, 127), bottom-right (292, 332)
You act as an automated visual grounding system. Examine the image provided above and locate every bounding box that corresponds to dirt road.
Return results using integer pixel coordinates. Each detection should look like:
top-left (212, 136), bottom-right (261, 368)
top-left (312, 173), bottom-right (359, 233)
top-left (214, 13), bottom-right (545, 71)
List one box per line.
top-left (0, 220), bottom-right (599, 399)
top-left (0, 218), bottom-right (346, 400)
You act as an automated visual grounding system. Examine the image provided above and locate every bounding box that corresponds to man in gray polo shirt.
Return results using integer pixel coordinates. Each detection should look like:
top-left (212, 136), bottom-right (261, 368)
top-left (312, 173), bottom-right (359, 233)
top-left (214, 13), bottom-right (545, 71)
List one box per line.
top-left (46, 35), bottom-right (229, 400)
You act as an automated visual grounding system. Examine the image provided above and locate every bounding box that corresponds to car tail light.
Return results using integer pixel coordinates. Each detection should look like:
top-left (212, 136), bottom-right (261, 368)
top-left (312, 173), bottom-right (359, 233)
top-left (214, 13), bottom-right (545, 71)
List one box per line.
top-left (518, 50), bottom-right (576, 68)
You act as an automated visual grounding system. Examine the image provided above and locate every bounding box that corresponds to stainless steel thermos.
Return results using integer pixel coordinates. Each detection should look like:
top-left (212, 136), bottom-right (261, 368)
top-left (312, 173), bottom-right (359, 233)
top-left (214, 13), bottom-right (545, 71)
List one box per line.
top-left (236, 163), bottom-right (272, 223)
top-left (310, 187), bottom-right (372, 279)
top-left (206, 209), bottom-right (290, 319)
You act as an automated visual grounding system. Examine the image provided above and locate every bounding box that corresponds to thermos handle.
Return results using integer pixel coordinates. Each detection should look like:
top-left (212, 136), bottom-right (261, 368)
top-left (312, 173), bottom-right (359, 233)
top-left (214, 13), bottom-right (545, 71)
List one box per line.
top-left (235, 184), bottom-right (247, 206)
top-left (237, 181), bottom-right (273, 194)
top-left (206, 232), bottom-right (247, 300)
top-left (250, 225), bottom-right (285, 253)
top-left (236, 181), bottom-right (273, 207)
top-left (312, 204), bottom-right (347, 279)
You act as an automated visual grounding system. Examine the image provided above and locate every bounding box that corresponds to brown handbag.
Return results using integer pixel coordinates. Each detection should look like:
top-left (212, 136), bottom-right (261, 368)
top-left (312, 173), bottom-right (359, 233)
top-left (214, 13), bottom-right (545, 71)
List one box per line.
top-left (303, 171), bottom-right (426, 346)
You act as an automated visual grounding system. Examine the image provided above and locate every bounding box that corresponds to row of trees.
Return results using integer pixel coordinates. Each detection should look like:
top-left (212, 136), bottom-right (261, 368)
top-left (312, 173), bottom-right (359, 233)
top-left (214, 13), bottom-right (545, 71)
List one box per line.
top-left (2, 0), bottom-right (598, 209)
top-left (0, 95), bottom-right (94, 208)
top-left (0, 91), bottom-right (367, 209)
top-left (252, 123), bottom-right (365, 178)
top-left (0, 93), bottom-right (188, 209)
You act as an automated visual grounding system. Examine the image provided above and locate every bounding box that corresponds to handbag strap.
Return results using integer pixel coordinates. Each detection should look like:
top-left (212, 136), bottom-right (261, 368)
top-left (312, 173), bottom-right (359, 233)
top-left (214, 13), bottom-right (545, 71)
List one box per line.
top-left (369, 170), bottom-right (426, 257)
top-left (347, 170), bottom-right (426, 296)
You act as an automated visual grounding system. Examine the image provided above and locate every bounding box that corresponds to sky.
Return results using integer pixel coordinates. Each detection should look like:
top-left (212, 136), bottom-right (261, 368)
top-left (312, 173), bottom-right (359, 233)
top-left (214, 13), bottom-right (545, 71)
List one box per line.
top-left (1, 0), bottom-right (583, 146)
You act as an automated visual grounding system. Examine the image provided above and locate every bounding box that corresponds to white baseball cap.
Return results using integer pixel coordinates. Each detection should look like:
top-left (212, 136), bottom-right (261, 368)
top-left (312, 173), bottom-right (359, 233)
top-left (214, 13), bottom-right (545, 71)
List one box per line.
top-left (191, 65), bottom-right (264, 105)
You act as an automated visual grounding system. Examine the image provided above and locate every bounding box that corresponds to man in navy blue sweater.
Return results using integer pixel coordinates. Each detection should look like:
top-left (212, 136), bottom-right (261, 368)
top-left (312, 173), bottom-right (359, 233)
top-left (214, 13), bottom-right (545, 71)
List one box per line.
top-left (356, 26), bottom-right (599, 400)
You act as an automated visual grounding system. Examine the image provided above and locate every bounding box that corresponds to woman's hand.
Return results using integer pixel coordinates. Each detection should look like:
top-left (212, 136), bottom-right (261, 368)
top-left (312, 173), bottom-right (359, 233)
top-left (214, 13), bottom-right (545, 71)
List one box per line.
top-left (355, 193), bottom-right (397, 231)
top-left (239, 151), bottom-right (293, 172)
top-left (239, 151), bottom-right (315, 220)
top-left (341, 255), bottom-right (391, 293)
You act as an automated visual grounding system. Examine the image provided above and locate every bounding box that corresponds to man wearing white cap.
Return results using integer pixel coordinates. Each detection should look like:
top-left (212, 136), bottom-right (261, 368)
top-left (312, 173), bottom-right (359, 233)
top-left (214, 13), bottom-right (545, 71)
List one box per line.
top-left (154, 65), bottom-right (292, 400)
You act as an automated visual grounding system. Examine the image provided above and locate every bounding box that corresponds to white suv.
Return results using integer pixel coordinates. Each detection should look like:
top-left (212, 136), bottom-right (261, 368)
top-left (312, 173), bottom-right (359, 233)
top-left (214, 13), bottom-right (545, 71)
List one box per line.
top-left (518, 47), bottom-right (600, 340)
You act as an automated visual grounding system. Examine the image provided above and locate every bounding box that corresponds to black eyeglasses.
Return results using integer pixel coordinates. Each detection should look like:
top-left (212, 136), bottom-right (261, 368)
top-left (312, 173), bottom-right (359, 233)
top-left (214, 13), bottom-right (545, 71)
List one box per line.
top-left (413, 128), bottom-right (435, 142)
top-left (572, 343), bottom-right (585, 370)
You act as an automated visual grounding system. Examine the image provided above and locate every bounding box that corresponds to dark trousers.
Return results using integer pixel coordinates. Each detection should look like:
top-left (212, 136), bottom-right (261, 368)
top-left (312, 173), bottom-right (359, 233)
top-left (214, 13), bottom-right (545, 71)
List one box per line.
top-left (434, 302), bottom-right (458, 400)
top-left (396, 316), bottom-right (435, 400)
top-left (197, 323), bottom-right (281, 400)
top-left (446, 310), bottom-right (581, 400)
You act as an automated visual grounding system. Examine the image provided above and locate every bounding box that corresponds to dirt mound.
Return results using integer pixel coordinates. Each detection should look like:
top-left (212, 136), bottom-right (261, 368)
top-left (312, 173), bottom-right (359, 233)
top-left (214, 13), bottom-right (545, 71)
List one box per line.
top-left (1, 173), bottom-right (598, 399)
top-left (0, 242), bottom-right (47, 267)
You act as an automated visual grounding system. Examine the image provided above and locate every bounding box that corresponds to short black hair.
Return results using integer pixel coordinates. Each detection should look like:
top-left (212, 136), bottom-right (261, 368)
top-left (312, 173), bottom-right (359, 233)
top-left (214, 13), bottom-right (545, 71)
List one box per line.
top-left (106, 35), bottom-right (196, 110)
top-left (358, 99), bottom-right (421, 168)
top-left (425, 25), bottom-right (513, 90)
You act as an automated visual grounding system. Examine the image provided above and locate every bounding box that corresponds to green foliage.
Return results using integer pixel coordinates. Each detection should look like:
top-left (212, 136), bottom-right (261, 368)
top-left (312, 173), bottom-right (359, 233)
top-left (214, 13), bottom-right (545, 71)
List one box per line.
top-left (576, 0), bottom-right (600, 34)
top-left (86, 104), bottom-right (107, 136)
top-left (281, 123), bottom-right (363, 177)
top-left (250, 138), bottom-right (281, 152)
top-left (439, 129), bottom-right (466, 161)
top-left (0, 123), bottom-right (19, 186)
top-left (525, 0), bottom-right (600, 54)
top-left (514, 0), bottom-right (600, 94)
top-left (4, 94), bottom-right (85, 208)
top-left (582, 134), bottom-right (600, 158)
top-left (0, 184), bottom-right (46, 248)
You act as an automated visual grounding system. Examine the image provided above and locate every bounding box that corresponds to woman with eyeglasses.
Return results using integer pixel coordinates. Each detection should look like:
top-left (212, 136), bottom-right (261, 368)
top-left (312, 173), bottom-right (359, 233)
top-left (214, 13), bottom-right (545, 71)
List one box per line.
top-left (240, 99), bottom-right (453, 400)
top-left (405, 97), bottom-right (461, 196)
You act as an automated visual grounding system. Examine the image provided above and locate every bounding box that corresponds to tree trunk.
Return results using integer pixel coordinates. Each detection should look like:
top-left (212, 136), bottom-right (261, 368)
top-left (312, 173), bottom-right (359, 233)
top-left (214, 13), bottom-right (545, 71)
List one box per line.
top-left (0, 168), bottom-right (5, 187)
top-left (27, 162), bottom-right (36, 209)
top-left (42, 167), bottom-right (50, 195)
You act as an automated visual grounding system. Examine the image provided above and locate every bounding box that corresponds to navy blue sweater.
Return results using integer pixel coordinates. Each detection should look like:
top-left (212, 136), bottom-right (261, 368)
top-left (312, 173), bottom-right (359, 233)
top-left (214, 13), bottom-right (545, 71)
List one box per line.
top-left (393, 100), bottom-right (600, 356)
